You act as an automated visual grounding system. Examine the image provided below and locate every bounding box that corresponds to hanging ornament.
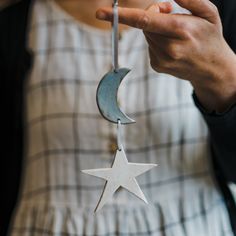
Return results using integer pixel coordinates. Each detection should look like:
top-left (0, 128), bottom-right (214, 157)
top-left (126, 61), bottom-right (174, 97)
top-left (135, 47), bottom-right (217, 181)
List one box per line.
top-left (81, 0), bottom-right (157, 212)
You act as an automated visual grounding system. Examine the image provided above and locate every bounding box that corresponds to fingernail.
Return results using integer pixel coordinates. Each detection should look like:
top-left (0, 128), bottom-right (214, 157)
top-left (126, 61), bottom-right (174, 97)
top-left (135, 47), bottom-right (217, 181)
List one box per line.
top-left (96, 10), bottom-right (107, 20)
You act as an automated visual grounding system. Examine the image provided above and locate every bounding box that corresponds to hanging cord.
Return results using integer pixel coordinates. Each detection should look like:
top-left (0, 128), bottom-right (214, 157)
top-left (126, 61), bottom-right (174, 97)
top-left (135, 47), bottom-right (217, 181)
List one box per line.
top-left (112, 0), bottom-right (119, 72)
top-left (117, 119), bottom-right (122, 151)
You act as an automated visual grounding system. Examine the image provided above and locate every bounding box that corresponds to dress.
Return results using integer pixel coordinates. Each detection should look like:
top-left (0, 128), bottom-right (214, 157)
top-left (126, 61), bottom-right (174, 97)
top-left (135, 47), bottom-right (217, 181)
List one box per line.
top-left (8, 0), bottom-right (233, 235)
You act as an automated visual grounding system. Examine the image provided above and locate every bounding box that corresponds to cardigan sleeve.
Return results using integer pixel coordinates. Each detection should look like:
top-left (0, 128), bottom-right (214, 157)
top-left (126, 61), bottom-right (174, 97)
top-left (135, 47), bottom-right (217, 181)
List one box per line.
top-left (193, 93), bottom-right (236, 183)
top-left (0, 1), bottom-right (32, 235)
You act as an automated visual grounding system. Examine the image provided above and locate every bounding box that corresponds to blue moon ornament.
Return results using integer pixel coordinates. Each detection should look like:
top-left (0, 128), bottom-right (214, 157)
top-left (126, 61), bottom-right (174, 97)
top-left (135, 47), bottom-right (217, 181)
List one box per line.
top-left (96, 68), bottom-right (135, 124)
top-left (96, 0), bottom-right (135, 125)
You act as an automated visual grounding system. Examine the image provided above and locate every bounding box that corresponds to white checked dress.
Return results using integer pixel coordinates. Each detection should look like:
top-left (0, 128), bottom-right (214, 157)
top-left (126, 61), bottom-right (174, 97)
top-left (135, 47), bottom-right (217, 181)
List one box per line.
top-left (8, 0), bottom-right (233, 235)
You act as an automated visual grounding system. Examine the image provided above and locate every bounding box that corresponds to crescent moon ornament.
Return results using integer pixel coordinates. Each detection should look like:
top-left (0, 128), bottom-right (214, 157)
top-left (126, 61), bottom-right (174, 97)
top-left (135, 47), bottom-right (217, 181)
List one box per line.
top-left (96, 68), bottom-right (135, 124)
top-left (81, 0), bottom-right (158, 212)
top-left (96, 0), bottom-right (135, 124)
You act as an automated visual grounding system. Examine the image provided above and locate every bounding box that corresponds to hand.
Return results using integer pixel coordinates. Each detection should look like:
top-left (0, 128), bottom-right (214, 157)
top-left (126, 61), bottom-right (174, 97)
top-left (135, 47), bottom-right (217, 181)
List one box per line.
top-left (96, 0), bottom-right (236, 112)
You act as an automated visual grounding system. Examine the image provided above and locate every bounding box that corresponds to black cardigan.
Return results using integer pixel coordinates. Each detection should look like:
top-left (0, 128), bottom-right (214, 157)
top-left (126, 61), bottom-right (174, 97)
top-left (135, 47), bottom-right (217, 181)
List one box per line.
top-left (1, 0), bottom-right (236, 235)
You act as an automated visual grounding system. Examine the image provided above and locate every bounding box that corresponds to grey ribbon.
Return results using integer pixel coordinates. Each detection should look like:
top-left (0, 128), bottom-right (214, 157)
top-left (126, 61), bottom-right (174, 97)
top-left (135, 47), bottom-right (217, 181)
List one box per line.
top-left (112, 0), bottom-right (119, 72)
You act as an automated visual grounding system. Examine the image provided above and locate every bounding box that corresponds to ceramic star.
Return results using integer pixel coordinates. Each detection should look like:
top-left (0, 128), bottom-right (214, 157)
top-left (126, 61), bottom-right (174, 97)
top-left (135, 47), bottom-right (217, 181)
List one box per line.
top-left (81, 147), bottom-right (157, 212)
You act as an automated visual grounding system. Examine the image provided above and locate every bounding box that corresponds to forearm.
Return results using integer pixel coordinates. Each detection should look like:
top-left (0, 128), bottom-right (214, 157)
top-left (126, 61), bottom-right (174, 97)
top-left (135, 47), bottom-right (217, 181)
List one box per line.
top-left (192, 47), bottom-right (236, 113)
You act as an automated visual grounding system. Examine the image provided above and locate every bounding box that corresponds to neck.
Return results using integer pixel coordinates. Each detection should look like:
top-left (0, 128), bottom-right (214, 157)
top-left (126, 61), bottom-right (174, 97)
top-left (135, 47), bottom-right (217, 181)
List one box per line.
top-left (54, 0), bottom-right (154, 31)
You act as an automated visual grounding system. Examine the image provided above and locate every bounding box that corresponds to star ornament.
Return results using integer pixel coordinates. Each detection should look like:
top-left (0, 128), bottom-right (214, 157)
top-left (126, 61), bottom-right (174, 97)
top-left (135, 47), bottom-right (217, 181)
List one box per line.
top-left (81, 147), bottom-right (157, 212)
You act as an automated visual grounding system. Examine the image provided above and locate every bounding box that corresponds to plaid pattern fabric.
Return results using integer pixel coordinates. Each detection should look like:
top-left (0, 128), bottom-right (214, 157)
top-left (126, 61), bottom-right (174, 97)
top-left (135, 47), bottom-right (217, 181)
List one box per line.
top-left (8, 0), bottom-right (233, 235)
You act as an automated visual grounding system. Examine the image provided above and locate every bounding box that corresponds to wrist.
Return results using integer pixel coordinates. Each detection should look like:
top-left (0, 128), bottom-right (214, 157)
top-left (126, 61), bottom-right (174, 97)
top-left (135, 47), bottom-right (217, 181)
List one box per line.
top-left (192, 51), bottom-right (236, 113)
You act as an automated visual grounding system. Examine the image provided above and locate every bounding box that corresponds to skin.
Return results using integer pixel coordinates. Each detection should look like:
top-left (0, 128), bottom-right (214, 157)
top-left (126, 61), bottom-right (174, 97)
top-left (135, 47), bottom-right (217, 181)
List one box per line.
top-left (96, 0), bottom-right (236, 113)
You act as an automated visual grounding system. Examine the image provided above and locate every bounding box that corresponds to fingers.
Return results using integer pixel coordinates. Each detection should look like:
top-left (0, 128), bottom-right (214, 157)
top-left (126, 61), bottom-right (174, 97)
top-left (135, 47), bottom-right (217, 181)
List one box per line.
top-left (174, 0), bottom-right (220, 24)
top-left (96, 6), bottom-right (184, 38)
top-left (96, 0), bottom-right (221, 39)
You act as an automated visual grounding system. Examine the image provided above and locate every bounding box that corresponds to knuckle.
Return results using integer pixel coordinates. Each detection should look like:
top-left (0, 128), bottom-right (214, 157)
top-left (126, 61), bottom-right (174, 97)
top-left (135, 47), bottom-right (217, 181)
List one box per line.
top-left (207, 2), bottom-right (220, 23)
top-left (166, 44), bottom-right (182, 60)
top-left (172, 19), bottom-right (195, 39)
top-left (181, 22), bottom-right (192, 34)
top-left (182, 28), bottom-right (194, 40)
top-left (210, 4), bottom-right (219, 16)
top-left (136, 12), bottom-right (150, 29)
top-left (172, 18), bottom-right (185, 30)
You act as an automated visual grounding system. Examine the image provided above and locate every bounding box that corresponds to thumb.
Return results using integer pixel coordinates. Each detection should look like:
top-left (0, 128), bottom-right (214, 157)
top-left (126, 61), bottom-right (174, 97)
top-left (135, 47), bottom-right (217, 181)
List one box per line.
top-left (175, 0), bottom-right (220, 24)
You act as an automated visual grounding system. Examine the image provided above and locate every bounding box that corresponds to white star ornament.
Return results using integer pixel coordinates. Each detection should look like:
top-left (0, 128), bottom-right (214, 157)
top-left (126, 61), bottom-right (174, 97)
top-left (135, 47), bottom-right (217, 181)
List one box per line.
top-left (81, 147), bottom-right (157, 212)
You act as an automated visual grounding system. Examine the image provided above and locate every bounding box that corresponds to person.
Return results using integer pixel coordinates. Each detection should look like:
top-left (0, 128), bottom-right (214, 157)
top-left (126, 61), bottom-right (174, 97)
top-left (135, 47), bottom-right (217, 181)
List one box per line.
top-left (0, 0), bottom-right (236, 235)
